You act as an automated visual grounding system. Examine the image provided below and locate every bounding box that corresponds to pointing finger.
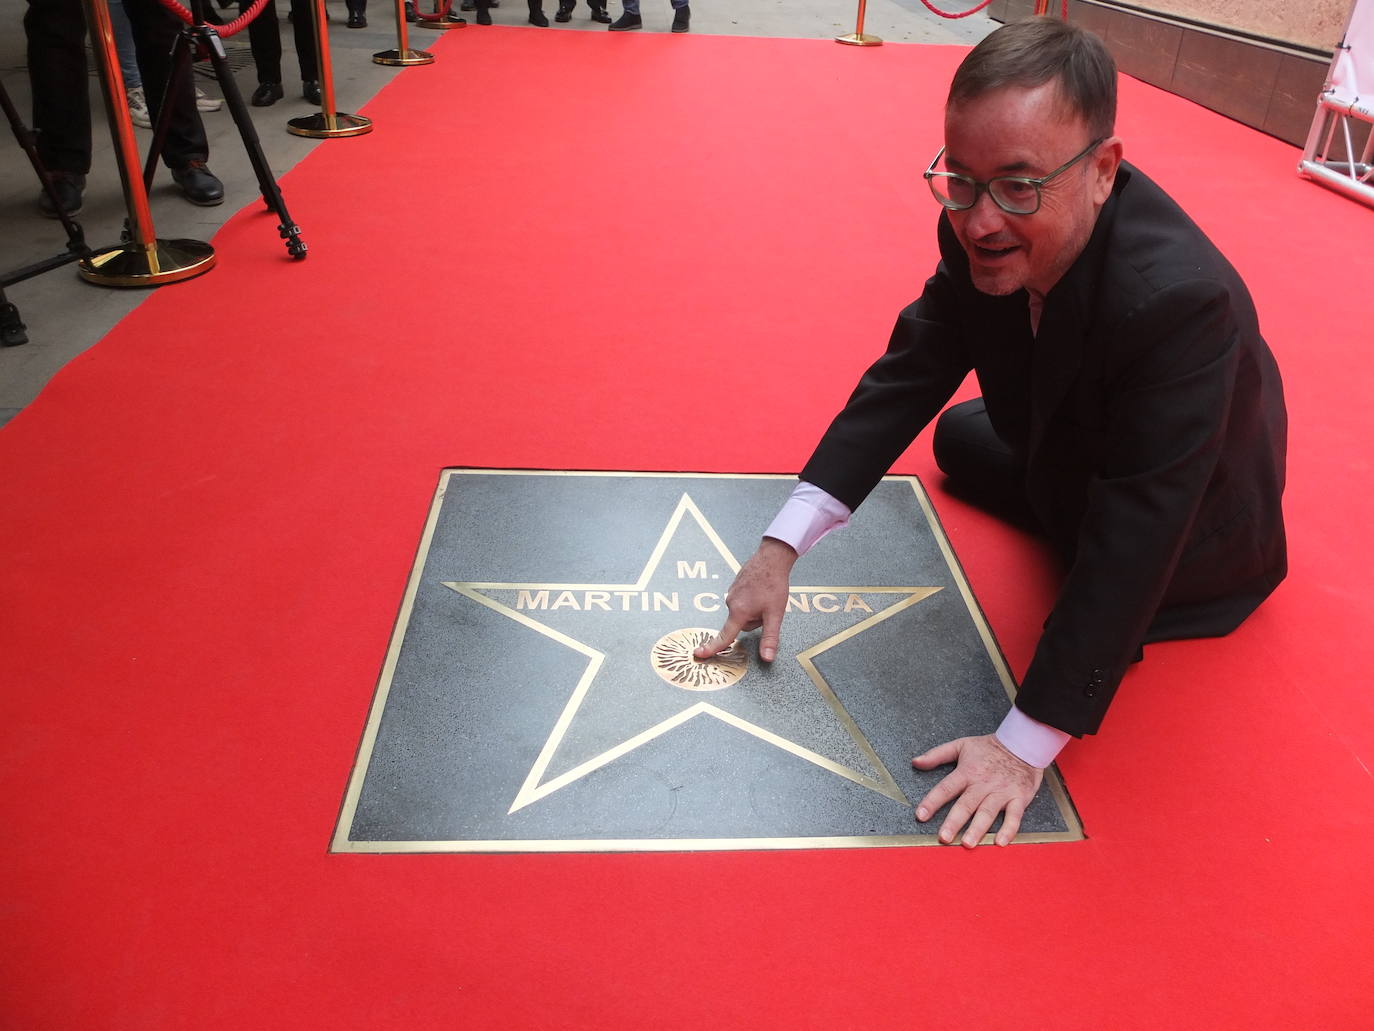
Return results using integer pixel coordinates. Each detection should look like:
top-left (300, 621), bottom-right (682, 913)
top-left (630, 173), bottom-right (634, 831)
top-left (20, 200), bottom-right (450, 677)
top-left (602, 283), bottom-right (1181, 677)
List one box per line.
top-left (693, 613), bottom-right (744, 660)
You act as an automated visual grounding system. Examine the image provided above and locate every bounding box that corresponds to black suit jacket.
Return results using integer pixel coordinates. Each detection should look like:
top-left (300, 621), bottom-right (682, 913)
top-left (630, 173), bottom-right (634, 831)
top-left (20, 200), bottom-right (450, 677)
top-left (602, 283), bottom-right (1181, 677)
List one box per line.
top-left (800, 163), bottom-right (1288, 737)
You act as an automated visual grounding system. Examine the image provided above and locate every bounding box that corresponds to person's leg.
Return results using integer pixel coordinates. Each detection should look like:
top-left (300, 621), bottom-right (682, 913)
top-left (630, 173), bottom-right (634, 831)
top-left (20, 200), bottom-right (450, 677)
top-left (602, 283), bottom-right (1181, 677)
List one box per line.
top-left (527, 0), bottom-right (548, 26)
top-left (288, 0), bottom-right (319, 85)
top-left (122, 0), bottom-right (221, 203)
top-left (245, 0), bottom-right (284, 83)
top-left (24, 0), bottom-right (90, 214)
top-left (669, 0), bottom-right (687, 31)
top-left (123, 0), bottom-right (205, 165)
top-left (931, 398), bottom-right (1038, 528)
top-left (609, 0), bottom-right (639, 29)
top-left (346, 0), bottom-right (367, 27)
top-left (244, 0), bottom-right (286, 104)
top-left (25, 0), bottom-right (91, 176)
top-left (108, 0), bottom-right (143, 89)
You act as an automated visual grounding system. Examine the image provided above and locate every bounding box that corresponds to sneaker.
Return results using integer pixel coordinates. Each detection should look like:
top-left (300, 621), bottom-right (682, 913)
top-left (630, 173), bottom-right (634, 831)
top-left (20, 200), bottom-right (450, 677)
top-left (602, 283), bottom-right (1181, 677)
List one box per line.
top-left (195, 86), bottom-right (223, 112)
top-left (670, 2), bottom-right (688, 31)
top-left (37, 172), bottom-right (86, 218)
top-left (608, 11), bottom-right (639, 29)
top-left (127, 85), bottom-right (152, 128)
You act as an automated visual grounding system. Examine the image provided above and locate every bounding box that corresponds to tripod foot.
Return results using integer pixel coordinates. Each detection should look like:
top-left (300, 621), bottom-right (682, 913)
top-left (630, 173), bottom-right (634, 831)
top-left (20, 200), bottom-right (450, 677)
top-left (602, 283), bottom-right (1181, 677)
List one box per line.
top-left (280, 222), bottom-right (308, 260)
top-left (0, 302), bottom-right (29, 347)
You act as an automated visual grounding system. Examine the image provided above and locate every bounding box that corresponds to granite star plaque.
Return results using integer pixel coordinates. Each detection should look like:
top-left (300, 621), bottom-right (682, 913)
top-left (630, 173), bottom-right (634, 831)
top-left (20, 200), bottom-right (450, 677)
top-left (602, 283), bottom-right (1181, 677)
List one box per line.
top-left (333, 470), bottom-right (1082, 852)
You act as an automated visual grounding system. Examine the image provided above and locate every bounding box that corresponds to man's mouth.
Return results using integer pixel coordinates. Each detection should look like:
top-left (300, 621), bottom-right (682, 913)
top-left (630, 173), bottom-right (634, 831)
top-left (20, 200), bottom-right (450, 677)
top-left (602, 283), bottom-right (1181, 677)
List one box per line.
top-left (973, 242), bottom-right (1020, 261)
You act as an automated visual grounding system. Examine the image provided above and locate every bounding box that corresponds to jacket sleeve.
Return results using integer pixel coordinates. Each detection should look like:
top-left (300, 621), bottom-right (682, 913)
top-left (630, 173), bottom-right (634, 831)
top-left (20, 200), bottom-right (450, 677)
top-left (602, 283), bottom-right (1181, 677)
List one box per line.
top-left (800, 267), bottom-right (971, 511)
top-left (1015, 278), bottom-right (1243, 736)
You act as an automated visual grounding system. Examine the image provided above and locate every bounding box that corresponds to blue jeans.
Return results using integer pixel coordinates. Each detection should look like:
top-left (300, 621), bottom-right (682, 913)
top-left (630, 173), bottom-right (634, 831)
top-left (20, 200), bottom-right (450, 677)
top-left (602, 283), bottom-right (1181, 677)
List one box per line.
top-left (108, 0), bottom-right (142, 90)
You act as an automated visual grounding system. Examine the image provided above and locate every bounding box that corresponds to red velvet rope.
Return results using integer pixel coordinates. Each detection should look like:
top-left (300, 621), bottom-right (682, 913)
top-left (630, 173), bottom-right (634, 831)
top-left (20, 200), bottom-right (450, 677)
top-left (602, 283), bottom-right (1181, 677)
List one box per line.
top-left (916, 0), bottom-right (997, 19)
top-left (156, 0), bottom-right (272, 38)
top-left (917, 0), bottom-right (1067, 18)
top-left (414, 0), bottom-right (455, 23)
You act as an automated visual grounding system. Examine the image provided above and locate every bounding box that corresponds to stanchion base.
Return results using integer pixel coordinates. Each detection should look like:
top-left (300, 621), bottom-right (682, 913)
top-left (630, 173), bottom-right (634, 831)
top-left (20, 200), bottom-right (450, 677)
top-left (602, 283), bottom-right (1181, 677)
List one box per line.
top-left (415, 18), bottom-right (466, 28)
top-left (835, 32), bottom-right (883, 46)
top-left (286, 112), bottom-right (374, 138)
top-left (373, 48), bottom-right (436, 65)
top-left (78, 239), bottom-right (216, 287)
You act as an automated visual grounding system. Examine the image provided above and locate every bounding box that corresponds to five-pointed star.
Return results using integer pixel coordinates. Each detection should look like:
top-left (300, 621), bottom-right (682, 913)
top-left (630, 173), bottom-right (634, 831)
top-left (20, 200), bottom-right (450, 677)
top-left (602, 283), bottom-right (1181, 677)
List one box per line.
top-left (444, 494), bottom-right (941, 814)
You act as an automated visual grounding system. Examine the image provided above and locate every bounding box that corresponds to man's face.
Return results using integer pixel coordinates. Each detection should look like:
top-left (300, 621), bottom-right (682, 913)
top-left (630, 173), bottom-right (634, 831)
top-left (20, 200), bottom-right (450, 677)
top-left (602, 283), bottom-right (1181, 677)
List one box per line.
top-left (942, 82), bottom-right (1121, 297)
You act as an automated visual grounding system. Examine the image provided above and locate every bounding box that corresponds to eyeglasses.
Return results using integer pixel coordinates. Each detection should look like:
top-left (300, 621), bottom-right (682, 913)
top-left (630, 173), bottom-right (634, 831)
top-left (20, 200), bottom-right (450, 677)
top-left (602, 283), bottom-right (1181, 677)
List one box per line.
top-left (923, 138), bottom-right (1105, 215)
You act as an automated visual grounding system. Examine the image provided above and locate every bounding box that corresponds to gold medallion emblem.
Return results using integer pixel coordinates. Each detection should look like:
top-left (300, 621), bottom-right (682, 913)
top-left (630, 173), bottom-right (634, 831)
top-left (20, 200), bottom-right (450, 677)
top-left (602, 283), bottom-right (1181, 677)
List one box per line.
top-left (651, 628), bottom-right (748, 691)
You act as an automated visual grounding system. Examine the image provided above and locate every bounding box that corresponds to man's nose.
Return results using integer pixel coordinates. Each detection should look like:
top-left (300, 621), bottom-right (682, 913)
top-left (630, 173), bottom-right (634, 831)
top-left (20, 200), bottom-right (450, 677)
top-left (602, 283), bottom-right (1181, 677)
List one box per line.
top-left (962, 189), bottom-right (1007, 237)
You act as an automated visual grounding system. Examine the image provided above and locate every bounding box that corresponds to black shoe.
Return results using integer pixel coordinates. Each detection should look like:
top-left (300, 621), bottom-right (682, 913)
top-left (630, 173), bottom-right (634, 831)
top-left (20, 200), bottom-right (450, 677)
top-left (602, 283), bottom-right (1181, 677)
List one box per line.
top-left (171, 161), bottom-right (224, 206)
top-left (251, 81), bottom-right (284, 106)
top-left (475, 4), bottom-right (491, 22)
top-left (460, 0), bottom-right (474, 7)
top-left (347, 9), bottom-right (367, 26)
top-left (555, 0), bottom-right (573, 19)
top-left (37, 172), bottom-right (85, 218)
top-left (404, 1), bottom-right (416, 19)
top-left (608, 11), bottom-right (639, 29)
top-left (588, 1), bottom-right (610, 20)
top-left (671, 2), bottom-right (688, 31)
top-left (303, 80), bottom-right (321, 104)
top-left (528, 0), bottom-right (548, 24)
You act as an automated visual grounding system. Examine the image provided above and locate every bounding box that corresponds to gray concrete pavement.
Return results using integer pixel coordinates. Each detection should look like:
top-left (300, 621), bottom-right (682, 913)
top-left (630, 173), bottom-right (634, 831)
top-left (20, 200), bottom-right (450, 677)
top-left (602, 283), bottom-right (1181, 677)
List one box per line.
top-left (0, 0), bottom-right (994, 426)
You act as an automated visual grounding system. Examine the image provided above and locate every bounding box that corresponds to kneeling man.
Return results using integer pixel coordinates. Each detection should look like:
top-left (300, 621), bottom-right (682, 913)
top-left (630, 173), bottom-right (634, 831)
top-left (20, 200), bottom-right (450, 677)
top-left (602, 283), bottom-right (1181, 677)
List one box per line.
top-left (696, 17), bottom-right (1288, 847)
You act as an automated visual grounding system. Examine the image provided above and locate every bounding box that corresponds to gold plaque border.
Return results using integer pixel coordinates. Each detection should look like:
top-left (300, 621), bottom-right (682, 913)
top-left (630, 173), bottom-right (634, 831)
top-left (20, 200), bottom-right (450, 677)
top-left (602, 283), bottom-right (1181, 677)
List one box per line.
top-left (331, 469), bottom-right (1085, 853)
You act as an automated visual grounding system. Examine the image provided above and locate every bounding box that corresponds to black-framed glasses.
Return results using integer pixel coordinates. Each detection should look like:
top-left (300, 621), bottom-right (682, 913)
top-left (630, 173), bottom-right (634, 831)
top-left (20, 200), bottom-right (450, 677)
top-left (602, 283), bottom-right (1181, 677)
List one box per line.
top-left (923, 137), bottom-right (1105, 215)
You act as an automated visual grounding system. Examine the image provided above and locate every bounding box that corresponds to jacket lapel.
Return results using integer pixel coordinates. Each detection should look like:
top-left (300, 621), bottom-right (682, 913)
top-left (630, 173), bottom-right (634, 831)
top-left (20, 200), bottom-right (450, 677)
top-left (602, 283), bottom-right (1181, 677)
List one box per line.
top-left (1026, 177), bottom-right (1126, 464)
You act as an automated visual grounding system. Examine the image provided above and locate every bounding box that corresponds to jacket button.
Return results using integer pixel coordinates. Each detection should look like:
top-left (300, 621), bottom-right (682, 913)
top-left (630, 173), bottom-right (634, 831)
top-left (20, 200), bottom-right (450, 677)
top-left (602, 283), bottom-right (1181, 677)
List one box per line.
top-left (1084, 668), bottom-right (1104, 698)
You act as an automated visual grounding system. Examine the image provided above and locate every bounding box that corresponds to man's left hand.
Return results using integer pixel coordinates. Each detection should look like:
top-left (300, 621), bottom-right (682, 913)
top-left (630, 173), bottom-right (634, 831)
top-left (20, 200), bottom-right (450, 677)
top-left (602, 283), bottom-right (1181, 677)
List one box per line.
top-left (912, 734), bottom-right (1043, 848)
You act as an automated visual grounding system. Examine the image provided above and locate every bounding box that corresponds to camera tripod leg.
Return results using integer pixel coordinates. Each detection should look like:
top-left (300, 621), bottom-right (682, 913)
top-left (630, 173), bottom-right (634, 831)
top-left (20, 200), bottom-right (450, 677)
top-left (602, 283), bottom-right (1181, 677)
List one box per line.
top-left (200, 30), bottom-right (307, 259)
top-left (140, 18), bottom-right (307, 260)
top-left (139, 35), bottom-right (190, 201)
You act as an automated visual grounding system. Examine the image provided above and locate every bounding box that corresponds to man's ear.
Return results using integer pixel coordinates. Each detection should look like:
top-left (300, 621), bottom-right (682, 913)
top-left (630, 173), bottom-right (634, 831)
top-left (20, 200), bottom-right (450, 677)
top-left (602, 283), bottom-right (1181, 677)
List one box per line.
top-left (1092, 137), bottom-right (1124, 205)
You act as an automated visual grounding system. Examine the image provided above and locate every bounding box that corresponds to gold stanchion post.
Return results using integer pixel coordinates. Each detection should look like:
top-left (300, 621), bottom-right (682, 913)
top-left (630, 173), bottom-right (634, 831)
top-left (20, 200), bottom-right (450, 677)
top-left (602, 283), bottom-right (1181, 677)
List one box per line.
top-left (374, 0), bottom-right (436, 64)
top-left (78, 0), bottom-right (216, 286)
top-left (288, 0), bottom-right (374, 138)
top-left (835, 0), bottom-right (882, 46)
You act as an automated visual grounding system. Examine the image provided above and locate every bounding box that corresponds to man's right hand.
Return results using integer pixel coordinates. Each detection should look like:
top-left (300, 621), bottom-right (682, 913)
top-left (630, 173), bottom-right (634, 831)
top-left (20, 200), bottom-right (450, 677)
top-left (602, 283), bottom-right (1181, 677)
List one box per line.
top-left (693, 538), bottom-right (797, 663)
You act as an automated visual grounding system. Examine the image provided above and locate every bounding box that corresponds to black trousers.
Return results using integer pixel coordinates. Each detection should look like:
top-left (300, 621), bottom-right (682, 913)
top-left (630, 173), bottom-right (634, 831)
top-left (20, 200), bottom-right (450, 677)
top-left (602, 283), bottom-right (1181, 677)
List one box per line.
top-left (931, 397), bottom-right (1039, 530)
top-left (24, 0), bottom-right (208, 173)
top-left (242, 0), bottom-right (318, 85)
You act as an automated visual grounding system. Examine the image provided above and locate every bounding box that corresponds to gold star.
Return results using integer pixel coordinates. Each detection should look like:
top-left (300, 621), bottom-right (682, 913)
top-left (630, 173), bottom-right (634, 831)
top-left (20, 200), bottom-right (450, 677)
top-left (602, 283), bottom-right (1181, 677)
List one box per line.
top-left (444, 494), bottom-right (941, 815)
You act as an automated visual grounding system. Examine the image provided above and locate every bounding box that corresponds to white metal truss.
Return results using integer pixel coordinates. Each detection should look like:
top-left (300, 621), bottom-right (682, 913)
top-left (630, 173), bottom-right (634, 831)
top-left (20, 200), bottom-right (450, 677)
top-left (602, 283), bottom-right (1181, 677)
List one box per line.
top-left (1299, 0), bottom-right (1374, 208)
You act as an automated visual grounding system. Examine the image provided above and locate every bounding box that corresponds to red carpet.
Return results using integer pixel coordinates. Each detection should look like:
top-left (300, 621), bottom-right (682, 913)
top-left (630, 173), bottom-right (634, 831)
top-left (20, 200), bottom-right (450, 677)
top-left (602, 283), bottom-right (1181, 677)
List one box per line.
top-left (2, 27), bottom-right (1372, 1029)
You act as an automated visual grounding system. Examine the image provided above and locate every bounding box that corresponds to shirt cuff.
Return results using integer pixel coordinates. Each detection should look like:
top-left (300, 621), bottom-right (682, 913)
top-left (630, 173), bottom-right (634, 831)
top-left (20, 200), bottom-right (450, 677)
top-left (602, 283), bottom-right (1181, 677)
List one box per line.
top-left (764, 482), bottom-right (852, 557)
top-left (996, 706), bottom-right (1071, 769)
